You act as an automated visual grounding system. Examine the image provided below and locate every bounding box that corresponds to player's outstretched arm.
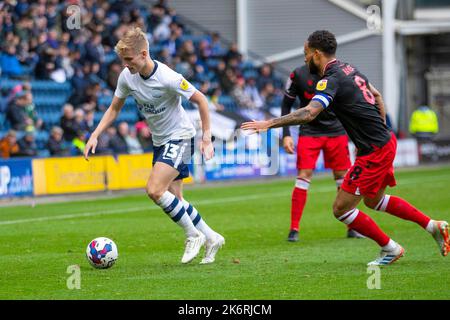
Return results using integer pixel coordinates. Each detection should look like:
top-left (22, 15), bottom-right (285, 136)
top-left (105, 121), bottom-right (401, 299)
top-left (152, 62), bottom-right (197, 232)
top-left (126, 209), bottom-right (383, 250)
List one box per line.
top-left (241, 100), bottom-right (324, 133)
top-left (189, 90), bottom-right (214, 161)
top-left (84, 96), bottom-right (126, 160)
top-left (369, 83), bottom-right (386, 124)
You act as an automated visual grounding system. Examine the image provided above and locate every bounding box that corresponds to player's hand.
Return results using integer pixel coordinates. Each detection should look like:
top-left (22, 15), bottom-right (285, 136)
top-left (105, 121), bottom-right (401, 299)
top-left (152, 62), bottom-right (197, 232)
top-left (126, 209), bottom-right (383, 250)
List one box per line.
top-left (84, 135), bottom-right (98, 161)
top-left (283, 136), bottom-right (295, 154)
top-left (240, 120), bottom-right (270, 134)
top-left (201, 139), bottom-right (214, 161)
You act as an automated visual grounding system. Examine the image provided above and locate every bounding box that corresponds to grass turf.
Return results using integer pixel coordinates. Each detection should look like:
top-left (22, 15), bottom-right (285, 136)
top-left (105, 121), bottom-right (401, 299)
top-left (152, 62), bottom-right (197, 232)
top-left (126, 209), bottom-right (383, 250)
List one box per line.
top-left (0, 165), bottom-right (449, 300)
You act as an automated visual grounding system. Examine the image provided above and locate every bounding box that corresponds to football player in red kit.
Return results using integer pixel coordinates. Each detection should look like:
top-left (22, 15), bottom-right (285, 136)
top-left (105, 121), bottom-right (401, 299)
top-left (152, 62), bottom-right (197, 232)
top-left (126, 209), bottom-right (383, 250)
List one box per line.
top-left (242, 30), bottom-right (449, 265)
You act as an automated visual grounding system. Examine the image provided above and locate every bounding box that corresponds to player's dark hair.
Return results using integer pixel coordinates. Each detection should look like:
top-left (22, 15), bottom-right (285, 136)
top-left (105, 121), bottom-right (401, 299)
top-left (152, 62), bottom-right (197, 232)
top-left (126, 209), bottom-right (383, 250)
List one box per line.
top-left (307, 30), bottom-right (337, 55)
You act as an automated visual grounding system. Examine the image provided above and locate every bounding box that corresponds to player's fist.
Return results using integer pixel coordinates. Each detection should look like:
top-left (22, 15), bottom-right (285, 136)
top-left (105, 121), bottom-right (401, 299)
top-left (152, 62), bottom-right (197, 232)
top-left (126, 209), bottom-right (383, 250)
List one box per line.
top-left (201, 139), bottom-right (214, 161)
top-left (283, 136), bottom-right (295, 154)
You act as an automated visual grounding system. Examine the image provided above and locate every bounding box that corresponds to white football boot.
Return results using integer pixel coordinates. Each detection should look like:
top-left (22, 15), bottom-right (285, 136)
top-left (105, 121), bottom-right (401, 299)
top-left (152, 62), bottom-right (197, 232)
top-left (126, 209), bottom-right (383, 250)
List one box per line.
top-left (367, 243), bottom-right (405, 266)
top-left (181, 232), bottom-right (206, 264)
top-left (200, 233), bottom-right (225, 264)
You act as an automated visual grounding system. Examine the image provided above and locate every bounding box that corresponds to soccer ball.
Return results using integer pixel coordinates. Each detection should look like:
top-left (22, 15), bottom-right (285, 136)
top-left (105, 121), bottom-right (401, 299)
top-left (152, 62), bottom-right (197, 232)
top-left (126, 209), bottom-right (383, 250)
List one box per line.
top-left (86, 237), bottom-right (118, 269)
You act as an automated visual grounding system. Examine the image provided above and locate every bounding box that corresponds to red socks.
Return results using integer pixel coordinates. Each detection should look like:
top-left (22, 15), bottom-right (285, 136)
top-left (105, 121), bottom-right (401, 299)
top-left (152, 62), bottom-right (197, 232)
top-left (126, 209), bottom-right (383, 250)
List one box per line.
top-left (339, 208), bottom-right (390, 246)
top-left (375, 195), bottom-right (431, 229)
top-left (290, 178), bottom-right (309, 231)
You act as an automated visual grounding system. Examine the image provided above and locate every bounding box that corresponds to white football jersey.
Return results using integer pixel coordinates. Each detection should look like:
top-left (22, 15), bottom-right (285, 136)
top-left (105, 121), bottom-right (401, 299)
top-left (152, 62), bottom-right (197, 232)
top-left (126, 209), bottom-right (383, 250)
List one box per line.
top-left (114, 61), bottom-right (197, 146)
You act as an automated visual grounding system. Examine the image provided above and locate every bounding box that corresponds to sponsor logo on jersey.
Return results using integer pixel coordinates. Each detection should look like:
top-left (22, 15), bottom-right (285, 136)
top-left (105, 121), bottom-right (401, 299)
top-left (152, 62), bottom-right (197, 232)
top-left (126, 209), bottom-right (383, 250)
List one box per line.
top-left (180, 79), bottom-right (189, 91)
top-left (136, 100), bottom-right (166, 115)
top-left (316, 79), bottom-right (328, 91)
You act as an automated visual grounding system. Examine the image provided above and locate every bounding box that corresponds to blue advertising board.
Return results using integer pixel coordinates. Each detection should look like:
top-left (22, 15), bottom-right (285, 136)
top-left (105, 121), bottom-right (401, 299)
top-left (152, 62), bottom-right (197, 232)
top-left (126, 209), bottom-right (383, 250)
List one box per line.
top-left (0, 158), bottom-right (34, 198)
top-left (203, 150), bottom-right (262, 181)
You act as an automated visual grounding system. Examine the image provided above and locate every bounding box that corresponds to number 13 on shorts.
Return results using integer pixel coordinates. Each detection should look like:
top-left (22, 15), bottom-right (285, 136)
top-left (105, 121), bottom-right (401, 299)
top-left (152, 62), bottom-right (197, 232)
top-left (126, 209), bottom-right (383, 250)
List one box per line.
top-left (163, 143), bottom-right (180, 160)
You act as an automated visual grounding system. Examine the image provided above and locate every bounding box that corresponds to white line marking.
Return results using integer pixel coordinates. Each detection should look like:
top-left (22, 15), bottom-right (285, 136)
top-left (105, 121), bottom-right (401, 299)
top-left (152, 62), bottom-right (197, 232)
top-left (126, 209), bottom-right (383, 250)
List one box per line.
top-left (0, 173), bottom-right (448, 226)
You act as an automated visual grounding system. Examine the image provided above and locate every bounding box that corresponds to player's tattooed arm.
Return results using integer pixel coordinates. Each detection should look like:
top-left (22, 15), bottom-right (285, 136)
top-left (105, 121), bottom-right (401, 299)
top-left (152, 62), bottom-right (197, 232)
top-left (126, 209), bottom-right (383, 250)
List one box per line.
top-left (268, 100), bottom-right (324, 129)
top-left (241, 100), bottom-right (323, 132)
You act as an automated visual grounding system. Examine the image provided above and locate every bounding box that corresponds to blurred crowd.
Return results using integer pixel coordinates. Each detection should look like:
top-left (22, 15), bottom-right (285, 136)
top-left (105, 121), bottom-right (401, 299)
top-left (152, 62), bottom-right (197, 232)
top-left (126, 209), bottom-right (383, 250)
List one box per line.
top-left (0, 0), bottom-right (285, 159)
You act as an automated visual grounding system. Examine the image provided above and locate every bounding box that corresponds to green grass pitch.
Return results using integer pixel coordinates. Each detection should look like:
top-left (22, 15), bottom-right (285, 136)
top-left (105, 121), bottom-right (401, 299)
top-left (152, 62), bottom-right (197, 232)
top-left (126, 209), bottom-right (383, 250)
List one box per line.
top-left (0, 165), bottom-right (449, 300)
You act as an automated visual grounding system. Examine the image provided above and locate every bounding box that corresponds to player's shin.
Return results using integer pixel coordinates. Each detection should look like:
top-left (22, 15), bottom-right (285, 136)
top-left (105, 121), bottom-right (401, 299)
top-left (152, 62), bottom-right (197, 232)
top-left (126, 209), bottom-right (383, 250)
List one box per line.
top-left (156, 191), bottom-right (199, 238)
top-left (338, 208), bottom-right (390, 247)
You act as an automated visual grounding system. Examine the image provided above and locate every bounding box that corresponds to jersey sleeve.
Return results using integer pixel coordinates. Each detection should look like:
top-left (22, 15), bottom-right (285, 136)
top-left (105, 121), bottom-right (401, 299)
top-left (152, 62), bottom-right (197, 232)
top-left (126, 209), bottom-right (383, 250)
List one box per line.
top-left (114, 70), bottom-right (131, 99)
top-left (311, 76), bottom-right (339, 109)
top-left (168, 71), bottom-right (197, 100)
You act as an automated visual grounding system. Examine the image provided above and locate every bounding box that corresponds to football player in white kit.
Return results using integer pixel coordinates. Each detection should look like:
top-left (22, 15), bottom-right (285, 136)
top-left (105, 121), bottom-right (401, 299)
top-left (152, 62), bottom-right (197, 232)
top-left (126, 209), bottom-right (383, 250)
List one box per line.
top-left (84, 27), bottom-right (225, 264)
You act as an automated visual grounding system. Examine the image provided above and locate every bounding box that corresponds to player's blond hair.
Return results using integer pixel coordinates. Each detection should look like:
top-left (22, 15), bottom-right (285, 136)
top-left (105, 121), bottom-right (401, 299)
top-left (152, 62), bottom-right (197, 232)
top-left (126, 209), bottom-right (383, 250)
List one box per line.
top-left (114, 27), bottom-right (149, 56)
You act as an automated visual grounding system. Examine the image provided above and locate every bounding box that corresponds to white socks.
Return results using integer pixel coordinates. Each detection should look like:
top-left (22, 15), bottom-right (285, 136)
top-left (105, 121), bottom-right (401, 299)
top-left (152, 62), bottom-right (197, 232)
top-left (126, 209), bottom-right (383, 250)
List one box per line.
top-left (156, 191), bottom-right (199, 238)
top-left (382, 239), bottom-right (398, 252)
top-left (426, 220), bottom-right (435, 234)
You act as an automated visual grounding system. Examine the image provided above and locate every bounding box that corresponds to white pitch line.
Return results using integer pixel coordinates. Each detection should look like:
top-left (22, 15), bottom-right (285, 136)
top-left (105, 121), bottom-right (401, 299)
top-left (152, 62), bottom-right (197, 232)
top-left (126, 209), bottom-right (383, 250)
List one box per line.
top-left (0, 173), bottom-right (449, 226)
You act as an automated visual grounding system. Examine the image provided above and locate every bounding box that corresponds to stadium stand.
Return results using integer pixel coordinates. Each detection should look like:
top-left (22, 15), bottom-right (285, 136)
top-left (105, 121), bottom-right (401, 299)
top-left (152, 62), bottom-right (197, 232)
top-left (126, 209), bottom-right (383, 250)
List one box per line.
top-left (0, 0), bottom-right (285, 158)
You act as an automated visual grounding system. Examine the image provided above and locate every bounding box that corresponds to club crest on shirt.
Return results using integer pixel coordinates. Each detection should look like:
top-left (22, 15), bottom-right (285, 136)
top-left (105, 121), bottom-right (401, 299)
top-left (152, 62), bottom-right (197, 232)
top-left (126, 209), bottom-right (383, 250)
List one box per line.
top-left (316, 79), bottom-right (328, 91)
top-left (180, 79), bottom-right (189, 91)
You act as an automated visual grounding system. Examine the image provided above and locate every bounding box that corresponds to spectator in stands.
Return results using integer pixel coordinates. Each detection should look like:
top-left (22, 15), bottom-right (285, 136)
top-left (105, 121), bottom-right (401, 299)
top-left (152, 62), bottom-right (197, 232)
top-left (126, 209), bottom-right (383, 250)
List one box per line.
top-left (47, 126), bottom-right (70, 156)
top-left (6, 90), bottom-right (33, 131)
top-left (409, 105), bottom-right (439, 142)
top-left (135, 120), bottom-right (153, 152)
top-left (35, 46), bottom-right (59, 80)
top-left (224, 43), bottom-right (241, 66)
top-left (0, 130), bottom-right (20, 159)
top-left (231, 76), bottom-right (256, 110)
top-left (95, 126), bottom-right (116, 155)
top-left (162, 21), bottom-right (183, 57)
top-left (60, 103), bottom-right (78, 142)
top-left (71, 130), bottom-right (87, 156)
top-left (22, 90), bottom-right (43, 130)
top-left (109, 122), bottom-right (130, 154)
top-left (179, 39), bottom-right (196, 62)
top-left (257, 63), bottom-right (275, 90)
top-left (244, 77), bottom-right (264, 109)
top-left (259, 82), bottom-right (277, 111)
top-left (125, 126), bottom-right (144, 155)
top-left (60, 45), bottom-right (74, 79)
top-left (209, 31), bottom-right (226, 58)
top-left (197, 39), bottom-right (212, 62)
top-left (17, 130), bottom-right (38, 157)
top-left (198, 81), bottom-right (224, 111)
top-left (106, 61), bottom-right (123, 91)
top-left (84, 110), bottom-right (96, 133)
top-left (85, 33), bottom-right (105, 65)
top-left (0, 44), bottom-right (24, 78)
top-left (158, 47), bottom-right (173, 67)
top-left (74, 108), bottom-right (89, 134)
top-left (216, 60), bottom-right (236, 94)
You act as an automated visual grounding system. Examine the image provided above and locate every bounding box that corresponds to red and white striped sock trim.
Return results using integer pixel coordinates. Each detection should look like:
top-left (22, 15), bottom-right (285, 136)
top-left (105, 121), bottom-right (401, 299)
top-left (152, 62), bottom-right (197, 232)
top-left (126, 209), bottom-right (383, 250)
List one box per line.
top-left (295, 178), bottom-right (310, 190)
top-left (338, 208), bottom-right (360, 225)
top-left (375, 195), bottom-right (391, 211)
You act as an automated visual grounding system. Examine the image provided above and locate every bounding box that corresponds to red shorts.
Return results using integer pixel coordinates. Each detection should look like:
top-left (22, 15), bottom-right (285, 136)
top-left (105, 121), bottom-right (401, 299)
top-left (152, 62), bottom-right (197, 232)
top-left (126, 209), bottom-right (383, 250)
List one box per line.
top-left (341, 133), bottom-right (397, 198)
top-left (297, 135), bottom-right (351, 170)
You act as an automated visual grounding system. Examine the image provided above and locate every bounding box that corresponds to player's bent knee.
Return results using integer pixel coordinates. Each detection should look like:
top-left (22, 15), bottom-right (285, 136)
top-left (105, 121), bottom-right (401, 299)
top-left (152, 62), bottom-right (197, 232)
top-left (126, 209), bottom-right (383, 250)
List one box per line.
top-left (146, 186), bottom-right (165, 202)
top-left (332, 201), bottom-right (347, 218)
